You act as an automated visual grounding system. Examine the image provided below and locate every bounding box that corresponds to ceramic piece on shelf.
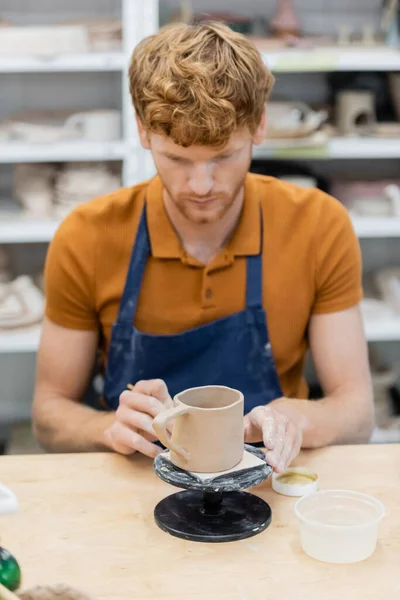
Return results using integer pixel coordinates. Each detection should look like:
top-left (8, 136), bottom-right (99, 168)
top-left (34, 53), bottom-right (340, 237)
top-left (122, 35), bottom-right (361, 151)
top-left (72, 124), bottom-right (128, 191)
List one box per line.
top-left (64, 110), bottom-right (121, 142)
top-left (330, 180), bottom-right (400, 216)
top-left (270, 0), bottom-right (300, 38)
top-left (52, 162), bottom-right (121, 217)
top-left (336, 91), bottom-right (376, 136)
top-left (0, 26), bottom-right (90, 58)
top-left (265, 102), bottom-right (327, 140)
top-left (374, 268), bottom-right (400, 313)
top-left (13, 164), bottom-right (56, 217)
top-left (153, 385), bottom-right (244, 473)
top-left (381, 0), bottom-right (399, 47)
top-left (65, 19), bottom-right (122, 52)
top-left (337, 25), bottom-right (353, 46)
top-left (4, 110), bottom-right (80, 144)
top-left (0, 276), bottom-right (44, 330)
top-left (179, 1), bottom-right (193, 24)
top-left (386, 184), bottom-right (400, 216)
top-left (362, 25), bottom-right (376, 46)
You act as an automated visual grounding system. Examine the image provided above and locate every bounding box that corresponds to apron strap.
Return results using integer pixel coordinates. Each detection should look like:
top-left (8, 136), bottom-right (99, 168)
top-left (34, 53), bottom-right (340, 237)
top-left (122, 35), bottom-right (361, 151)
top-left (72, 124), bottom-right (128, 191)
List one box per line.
top-left (117, 205), bottom-right (150, 325)
top-left (245, 254), bottom-right (263, 308)
top-left (245, 207), bottom-right (263, 309)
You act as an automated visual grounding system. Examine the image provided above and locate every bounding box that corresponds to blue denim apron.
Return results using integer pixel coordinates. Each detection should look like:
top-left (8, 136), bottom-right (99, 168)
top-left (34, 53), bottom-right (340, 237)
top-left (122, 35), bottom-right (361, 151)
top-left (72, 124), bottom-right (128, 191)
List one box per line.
top-left (103, 204), bottom-right (282, 412)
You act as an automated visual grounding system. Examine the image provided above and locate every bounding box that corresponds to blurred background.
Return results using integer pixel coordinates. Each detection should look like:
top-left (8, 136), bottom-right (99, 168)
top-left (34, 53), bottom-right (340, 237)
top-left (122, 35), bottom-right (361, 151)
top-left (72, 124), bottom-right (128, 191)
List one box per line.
top-left (0, 0), bottom-right (399, 453)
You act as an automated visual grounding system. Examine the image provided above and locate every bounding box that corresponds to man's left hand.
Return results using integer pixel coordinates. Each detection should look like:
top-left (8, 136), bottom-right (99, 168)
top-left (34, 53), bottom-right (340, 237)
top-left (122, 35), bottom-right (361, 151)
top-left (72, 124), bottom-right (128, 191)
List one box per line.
top-left (244, 402), bottom-right (305, 473)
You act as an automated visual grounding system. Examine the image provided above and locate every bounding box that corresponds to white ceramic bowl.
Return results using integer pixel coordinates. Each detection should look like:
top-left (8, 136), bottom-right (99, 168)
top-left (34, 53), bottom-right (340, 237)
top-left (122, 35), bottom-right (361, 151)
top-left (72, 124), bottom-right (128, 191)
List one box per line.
top-left (295, 490), bottom-right (385, 564)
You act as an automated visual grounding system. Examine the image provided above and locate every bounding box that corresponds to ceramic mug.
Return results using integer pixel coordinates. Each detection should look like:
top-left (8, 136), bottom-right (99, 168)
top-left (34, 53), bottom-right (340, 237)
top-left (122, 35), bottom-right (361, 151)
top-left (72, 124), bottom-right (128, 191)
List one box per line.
top-left (64, 109), bottom-right (121, 141)
top-left (152, 385), bottom-right (244, 473)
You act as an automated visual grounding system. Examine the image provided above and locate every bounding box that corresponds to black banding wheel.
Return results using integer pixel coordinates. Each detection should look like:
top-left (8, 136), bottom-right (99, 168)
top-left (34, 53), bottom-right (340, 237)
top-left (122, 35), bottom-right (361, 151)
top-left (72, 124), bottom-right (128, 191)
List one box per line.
top-left (153, 444), bottom-right (273, 543)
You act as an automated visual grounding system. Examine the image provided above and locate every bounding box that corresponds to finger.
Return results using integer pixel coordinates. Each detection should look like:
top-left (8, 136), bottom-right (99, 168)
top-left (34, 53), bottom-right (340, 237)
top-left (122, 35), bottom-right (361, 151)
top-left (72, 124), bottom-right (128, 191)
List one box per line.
top-left (246, 407), bottom-right (276, 446)
top-left (261, 410), bottom-right (278, 451)
top-left (265, 418), bottom-right (286, 470)
top-left (277, 421), bottom-right (297, 473)
top-left (119, 390), bottom-right (166, 418)
top-left (117, 405), bottom-right (157, 438)
top-left (134, 379), bottom-right (173, 407)
top-left (109, 422), bottom-right (161, 458)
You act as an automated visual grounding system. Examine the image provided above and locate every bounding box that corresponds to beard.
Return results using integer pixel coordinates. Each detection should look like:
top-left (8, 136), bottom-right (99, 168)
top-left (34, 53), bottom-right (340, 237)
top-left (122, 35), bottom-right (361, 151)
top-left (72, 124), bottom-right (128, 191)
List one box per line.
top-left (162, 179), bottom-right (246, 225)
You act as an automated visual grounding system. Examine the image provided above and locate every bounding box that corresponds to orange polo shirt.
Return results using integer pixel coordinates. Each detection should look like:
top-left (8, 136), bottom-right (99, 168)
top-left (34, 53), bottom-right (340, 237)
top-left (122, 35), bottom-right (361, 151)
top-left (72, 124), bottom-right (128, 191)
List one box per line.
top-left (44, 173), bottom-right (363, 399)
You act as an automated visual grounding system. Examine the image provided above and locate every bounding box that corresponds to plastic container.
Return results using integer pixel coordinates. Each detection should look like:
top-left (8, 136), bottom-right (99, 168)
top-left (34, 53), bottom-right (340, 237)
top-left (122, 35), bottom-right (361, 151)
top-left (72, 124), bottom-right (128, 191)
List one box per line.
top-left (295, 490), bottom-right (385, 564)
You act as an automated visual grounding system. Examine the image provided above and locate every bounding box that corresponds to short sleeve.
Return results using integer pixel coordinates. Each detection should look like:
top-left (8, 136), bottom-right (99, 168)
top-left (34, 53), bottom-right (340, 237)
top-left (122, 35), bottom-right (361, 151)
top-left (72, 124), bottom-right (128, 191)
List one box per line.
top-left (44, 207), bottom-right (98, 330)
top-left (312, 195), bottom-right (363, 315)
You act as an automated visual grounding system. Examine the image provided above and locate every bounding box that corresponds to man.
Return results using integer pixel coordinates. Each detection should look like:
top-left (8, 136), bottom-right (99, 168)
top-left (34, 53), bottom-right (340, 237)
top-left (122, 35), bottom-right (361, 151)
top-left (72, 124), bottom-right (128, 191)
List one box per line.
top-left (32, 22), bottom-right (374, 471)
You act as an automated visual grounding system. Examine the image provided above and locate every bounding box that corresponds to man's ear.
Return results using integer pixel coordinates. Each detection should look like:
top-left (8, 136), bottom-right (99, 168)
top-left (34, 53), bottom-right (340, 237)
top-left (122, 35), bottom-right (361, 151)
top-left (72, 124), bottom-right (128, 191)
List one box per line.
top-left (136, 114), bottom-right (151, 150)
top-left (252, 105), bottom-right (267, 146)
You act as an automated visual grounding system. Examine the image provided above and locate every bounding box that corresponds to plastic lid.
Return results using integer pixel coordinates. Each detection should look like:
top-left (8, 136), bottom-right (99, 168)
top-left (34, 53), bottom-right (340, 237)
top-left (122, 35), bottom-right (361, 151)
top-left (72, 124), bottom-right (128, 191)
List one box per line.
top-left (272, 466), bottom-right (319, 497)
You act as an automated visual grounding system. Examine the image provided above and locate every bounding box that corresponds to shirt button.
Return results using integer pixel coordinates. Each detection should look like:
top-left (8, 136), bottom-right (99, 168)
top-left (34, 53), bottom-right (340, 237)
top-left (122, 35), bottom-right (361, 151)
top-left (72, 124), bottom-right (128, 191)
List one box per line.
top-left (205, 288), bottom-right (213, 300)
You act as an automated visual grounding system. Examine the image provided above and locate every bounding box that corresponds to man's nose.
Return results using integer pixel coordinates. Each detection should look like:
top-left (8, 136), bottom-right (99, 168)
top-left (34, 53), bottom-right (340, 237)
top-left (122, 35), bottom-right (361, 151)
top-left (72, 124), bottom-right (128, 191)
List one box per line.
top-left (188, 163), bottom-right (214, 196)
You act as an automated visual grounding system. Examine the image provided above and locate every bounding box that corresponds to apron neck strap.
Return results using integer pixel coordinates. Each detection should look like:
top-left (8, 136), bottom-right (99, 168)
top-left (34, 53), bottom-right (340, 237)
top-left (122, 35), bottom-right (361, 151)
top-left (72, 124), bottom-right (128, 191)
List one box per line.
top-left (245, 207), bottom-right (263, 309)
top-left (117, 204), bottom-right (150, 325)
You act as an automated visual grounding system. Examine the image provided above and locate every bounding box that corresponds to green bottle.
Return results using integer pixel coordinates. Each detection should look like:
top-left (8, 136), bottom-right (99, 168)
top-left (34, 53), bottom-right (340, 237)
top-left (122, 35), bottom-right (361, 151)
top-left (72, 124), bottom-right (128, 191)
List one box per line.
top-left (0, 546), bottom-right (21, 591)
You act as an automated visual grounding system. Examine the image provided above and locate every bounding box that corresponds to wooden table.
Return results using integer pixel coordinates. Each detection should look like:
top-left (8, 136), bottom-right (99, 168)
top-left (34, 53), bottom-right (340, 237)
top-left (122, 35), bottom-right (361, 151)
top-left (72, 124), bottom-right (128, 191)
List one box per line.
top-left (0, 445), bottom-right (398, 600)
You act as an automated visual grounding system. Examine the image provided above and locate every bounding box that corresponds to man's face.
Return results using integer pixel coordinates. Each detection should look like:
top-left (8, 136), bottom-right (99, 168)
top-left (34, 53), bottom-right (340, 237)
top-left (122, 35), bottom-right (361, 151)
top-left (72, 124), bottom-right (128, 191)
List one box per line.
top-left (137, 115), bottom-right (266, 225)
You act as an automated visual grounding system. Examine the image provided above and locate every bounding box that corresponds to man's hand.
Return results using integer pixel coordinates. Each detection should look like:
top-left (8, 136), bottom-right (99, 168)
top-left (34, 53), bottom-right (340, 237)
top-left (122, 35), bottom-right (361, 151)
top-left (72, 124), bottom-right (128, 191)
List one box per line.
top-left (244, 402), bottom-right (305, 473)
top-left (104, 379), bottom-right (173, 458)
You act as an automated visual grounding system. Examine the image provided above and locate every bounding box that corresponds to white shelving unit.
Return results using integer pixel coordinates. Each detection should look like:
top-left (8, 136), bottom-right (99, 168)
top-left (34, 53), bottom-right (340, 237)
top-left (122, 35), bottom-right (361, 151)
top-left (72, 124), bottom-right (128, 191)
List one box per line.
top-left (352, 216), bottom-right (400, 238)
top-left (0, 216), bottom-right (59, 244)
top-left (0, 140), bottom-right (126, 164)
top-left (253, 137), bottom-right (400, 160)
top-left (0, 0), bottom-right (158, 371)
top-left (0, 52), bottom-right (126, 73)
top-left (0, 326), bottom-right (42, 354)
top-left (262, 47), bottom-right (400, 73)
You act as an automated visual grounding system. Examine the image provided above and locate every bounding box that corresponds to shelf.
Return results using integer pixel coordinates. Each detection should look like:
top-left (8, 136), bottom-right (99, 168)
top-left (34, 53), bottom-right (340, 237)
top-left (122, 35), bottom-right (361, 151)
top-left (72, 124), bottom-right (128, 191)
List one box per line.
top-left (0, 217), bottom-right (60, 243)
top-left (370, 426), bottom-right (400, 444)
top-left (253, 137), bottom-right (400, 160)
top-left (364, 316), bottom-right (400, 342)
top-left (0, 140), bottom-right (126, 163)
top-left (0, 325), bottom-right (41, 353)
top-left (262, 46), bottom-right (400, 73)
top-left (0, 53), bottom-right (125, 73)
top-left (352, 216), bottom-right (400, 238)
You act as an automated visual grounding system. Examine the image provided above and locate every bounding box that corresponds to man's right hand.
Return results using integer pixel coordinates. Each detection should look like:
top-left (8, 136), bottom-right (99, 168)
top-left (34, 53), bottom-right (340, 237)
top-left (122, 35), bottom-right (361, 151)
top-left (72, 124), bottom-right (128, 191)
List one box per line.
top-left (104, 379), bottom-right (173, 458)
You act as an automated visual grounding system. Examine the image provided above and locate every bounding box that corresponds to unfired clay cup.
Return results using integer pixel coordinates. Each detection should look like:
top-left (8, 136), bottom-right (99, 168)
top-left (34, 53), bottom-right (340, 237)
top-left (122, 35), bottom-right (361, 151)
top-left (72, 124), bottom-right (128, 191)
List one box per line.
top-left (152, 385), bottom-right (244, 473)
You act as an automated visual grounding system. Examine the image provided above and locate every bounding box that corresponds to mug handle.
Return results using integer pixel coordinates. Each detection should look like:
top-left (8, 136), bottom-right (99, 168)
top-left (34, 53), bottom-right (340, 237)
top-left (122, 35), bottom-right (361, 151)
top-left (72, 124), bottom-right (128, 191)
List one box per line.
top-left (153, 404), bottom-right (193, 460)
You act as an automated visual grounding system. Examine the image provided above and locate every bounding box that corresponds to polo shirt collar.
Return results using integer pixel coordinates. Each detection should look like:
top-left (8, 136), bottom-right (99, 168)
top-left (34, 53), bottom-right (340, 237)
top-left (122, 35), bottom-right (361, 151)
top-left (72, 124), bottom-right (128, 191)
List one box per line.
top-left (145, 174), bottom-right (261, 259)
